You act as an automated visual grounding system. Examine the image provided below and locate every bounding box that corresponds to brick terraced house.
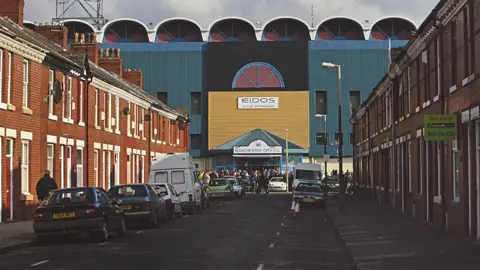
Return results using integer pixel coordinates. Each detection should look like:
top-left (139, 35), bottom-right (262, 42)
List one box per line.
top-left (0, 0), bottom-right (190, 222)
top-left (351, 0), bottom-right (480, 241)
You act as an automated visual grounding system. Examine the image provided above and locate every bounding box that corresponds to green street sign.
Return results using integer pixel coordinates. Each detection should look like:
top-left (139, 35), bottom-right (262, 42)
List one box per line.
top-left (424, 114), bottom-right (457, 141)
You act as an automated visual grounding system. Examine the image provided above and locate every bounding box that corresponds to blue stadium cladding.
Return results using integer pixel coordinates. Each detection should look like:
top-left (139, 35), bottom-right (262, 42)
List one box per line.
top-left (99, 40), bottom-right (407, 158)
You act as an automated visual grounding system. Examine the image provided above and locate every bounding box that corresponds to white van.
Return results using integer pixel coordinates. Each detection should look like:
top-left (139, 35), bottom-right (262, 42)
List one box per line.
top-left (292, 163), bottom-right (323, 189)
top-left (149, 153), bottom-right (202, 214)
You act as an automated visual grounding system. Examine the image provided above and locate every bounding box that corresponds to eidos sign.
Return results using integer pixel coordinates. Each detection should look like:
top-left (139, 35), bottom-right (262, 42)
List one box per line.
top-left (237, 97), bottom-right (279, 109)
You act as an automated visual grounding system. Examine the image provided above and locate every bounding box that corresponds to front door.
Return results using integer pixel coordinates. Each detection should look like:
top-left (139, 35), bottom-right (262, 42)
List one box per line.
top-left (67, 146), bottom-right (72, 188)
top-left (60, 145), bottom-right (64, 188)
top-left (114, 151), bottom-right (120, 186)
top-left (5, 138), bottom-right (13, 220)
top-left (107, 151), bottom-right (111, 190)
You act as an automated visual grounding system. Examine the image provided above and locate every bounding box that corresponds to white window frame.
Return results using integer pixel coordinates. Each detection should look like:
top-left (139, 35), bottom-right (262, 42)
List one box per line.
top-left (115, 96), bottom-right (120, 133)
top-left (6, 52), bottom-right (12, 104)
top-left (408, 141), bottom-right (412, 193)
top-left (102, 151), bottom-right (106, 189)
top-left (141, 108), bottom-right (145, 139)
top-left (108, 93), bottom-right (112, 130)
top-left (79, 81), bottom-right (84, 124)
top-left (62, 75), bottom-right (66, 119)
top-left (21, 140), bottom-right (29, 194)
top-left (176, 125), bottom-right (180, 145)
top-left (168, 120), bottom-right (171, 144)
top-left (22, 59), bottom-right (29, 108)
top-left (134, 104), bottom-right (138, 136)
top-left (0, 49), bottom-right (3, 104)
top-left (94, 89), bottom-right (99, 126)
top-left (48, 70), bottom-right (56, 118)
top-left (407, 67), bottom-right (411, 113)
top-left (60, 145), bottom-right (64, 189)
top-left (127, 102), bottom-right (131, 136)
top-left (76, 148), bottom-right (83, 187)
top-left (436, 37), bottom-right (441, 97)
top-left (67, 77), bottom-right (72, 120)
top-left (419, 139), bottom-right (423, 194)
top-left (47, 144), bottom-right (54, 178)
top-left (103, 92), bottom-right (107, 128)
top-left (127, 154), bottom-right (131, 184)
top-left (452, 140), bottom-right (460, 201)
top-left (93, 150), bottom-right (99, 187)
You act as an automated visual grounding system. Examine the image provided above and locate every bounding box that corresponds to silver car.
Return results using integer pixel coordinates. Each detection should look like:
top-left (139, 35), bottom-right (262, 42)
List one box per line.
top-left (226, 177), bottom-right (245, 197)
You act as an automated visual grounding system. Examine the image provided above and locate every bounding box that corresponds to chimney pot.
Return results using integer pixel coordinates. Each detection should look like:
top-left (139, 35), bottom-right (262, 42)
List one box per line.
top-left (74, 32), bottom-right (79, 43)
top-left (87, 33), bottom-right (91, 43)
top-left (116, 48), bottom-right (120, 57)
top-left (92, 32), bottom-right (97, 43)
top-left (80, 33), bottom-right (85, 44)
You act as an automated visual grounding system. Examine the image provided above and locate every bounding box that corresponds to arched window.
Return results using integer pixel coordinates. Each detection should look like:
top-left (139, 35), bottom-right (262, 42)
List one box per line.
top-left (232, 62), bottom-right (285, 89)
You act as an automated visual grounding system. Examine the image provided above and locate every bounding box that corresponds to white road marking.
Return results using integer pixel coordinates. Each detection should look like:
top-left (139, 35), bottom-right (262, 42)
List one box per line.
top-left (276, 232), bottom-right (280, 235)
top-left (281, 223), bottom-right (284, 226)
top-left (30, 260), bottom-right (49, 267)
top-left (257, 263), bottom-right (264, 270)
top-left (283, 215), bottom-right (286, 218)
top-left (136, 231), bottom-right (143, 234)
top-left (269, 243), bottom-right (275, 248)
top-left (98, 242), bottom-right (108, 246)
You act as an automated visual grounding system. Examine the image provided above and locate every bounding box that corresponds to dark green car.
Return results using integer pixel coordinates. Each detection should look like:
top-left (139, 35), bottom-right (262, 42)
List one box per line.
top-left (208, 179), bottom-right (236, 199)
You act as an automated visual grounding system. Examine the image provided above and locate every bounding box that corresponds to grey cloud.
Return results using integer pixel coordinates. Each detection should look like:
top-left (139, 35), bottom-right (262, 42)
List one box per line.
top-left (25, 0), bottom-right (438, 29)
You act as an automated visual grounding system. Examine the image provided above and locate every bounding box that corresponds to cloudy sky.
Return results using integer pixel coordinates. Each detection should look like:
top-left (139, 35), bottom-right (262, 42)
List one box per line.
top-left (25, 0), bottom-right (439, 29)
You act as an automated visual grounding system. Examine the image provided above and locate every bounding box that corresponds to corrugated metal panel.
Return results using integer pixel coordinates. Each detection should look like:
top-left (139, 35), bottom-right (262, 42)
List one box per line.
top-left (308, 42), bottom-right (390, 157)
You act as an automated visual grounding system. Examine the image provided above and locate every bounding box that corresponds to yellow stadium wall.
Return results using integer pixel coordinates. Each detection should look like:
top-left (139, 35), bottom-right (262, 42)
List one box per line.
top-left (208, 91), bottom-right (309, 150)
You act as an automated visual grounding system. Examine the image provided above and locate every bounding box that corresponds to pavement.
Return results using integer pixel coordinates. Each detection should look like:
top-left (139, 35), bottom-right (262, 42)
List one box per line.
top-left (327, 195), bottom-right (480, 270)
top-left (0, 193), bottom-right (354, 270)
top-left (0, 221), bottom-right (35, 254)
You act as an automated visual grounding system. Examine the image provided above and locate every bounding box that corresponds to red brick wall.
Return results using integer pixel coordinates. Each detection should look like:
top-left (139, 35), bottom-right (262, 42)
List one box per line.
top-left (34, 25), bottom-right (68, 49)
top-left (0, 0), bottom-right (24, 26)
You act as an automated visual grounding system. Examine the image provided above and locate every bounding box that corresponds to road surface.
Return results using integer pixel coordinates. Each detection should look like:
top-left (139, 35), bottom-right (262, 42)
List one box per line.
top-left (0, 193), bottom-right (354, 270)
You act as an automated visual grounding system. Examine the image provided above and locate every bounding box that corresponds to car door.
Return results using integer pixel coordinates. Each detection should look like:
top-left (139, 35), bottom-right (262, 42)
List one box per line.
top-left (148, 185), bottom-right (163, 213)
top-left (98, 188), bottom-right (121, 228)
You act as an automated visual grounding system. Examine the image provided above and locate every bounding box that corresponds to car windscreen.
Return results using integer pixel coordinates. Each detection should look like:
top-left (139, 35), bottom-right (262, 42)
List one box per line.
top-left (46, 188), bottom-right (94, 205)
top-left (210, 179), bottom-right (228, 186)
top-left (270, 178), bottom-right (284, 182)
top-left (296, 183), bottom-right (321, 193)
top-left (108, 185), bottom-right (147, 197)
top-left (295, 169), bottom-right (321, 180)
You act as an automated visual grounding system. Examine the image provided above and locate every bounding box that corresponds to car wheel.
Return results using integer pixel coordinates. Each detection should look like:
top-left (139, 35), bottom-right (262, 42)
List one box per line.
top-left (117, 217), bottom-right (126, 236)
top-left (96, 220), bottom-right (108, 242)
top-left (150, 211), bottom-right (158, 227)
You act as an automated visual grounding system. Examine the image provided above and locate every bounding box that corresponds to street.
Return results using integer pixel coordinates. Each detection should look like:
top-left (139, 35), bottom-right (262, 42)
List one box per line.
top-left (0, 194), bottom-right (354, 270)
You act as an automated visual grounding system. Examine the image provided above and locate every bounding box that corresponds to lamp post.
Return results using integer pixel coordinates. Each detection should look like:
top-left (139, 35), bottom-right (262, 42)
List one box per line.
top-left (322, 62), bottom-right (344, 213)
top-left (285, 128), bottom-right (289, 177)
top-left (83, 52), bottom-right (93, 187)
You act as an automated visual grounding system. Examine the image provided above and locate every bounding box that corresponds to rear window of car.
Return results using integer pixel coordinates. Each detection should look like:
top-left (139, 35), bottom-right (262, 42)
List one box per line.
top-left (154, 185), bottom-right (168, 194)
top-left (108, 185), bottom-right (147, 197)
top-left (210, 179), bottom-right (228, 186)
top-left (46, 189), bottom-right (94, 205)
top-left (296, 183), bottom-right (321, 193)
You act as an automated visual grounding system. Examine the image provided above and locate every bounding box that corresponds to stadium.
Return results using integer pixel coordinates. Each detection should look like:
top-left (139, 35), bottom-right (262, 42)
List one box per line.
top-left (25, 13), bottom-right (417, 172)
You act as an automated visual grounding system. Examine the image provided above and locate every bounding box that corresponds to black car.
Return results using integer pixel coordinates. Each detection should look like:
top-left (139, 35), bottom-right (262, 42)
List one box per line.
top-left (33, 187), bottom-right (126, 242)
top-left (108, 184), bottom-right (167, 227)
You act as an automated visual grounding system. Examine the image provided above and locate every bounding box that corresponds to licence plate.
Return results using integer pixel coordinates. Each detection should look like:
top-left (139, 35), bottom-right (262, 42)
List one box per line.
top-left (120, 206), bottom-right (131, 210)
top-left (303, 198), bottom-right (314, 203)
top-left (53, 212), bottom-right (75, 219)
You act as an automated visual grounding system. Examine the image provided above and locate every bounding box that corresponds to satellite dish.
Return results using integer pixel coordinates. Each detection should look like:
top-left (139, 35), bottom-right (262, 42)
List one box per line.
top-left (178, 121), bottom-right (187, 130)
top-left (144, 114), bottom-right (151, 121)
top-left (170, 119), bottom-right (176, 125)
top-left (53, 79), bottom-right (62, 104)
top-left (122, 107), bottom-right (130, 116)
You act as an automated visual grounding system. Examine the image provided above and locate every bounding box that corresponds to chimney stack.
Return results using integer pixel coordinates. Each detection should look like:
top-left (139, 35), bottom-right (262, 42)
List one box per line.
top-left (34, 24), bottom-right (68, 49)
top-left (98, 48), bottom-right (123, 78)
top-left (0, 0), bottom-right (24, 26)
top-left (123, 69), bottom-right (143, 89)
top-left (69, 32), bottom-right (99, 65)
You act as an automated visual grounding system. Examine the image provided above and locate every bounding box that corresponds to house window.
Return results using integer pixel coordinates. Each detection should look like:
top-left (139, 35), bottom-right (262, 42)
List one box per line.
top-left (464, 5), bottom-right (473, 77)
top-left (168, 120), bottom-right (172, 144)
top-left (93, 150), bottom-right (99, 187)
top-left (77, 148), bottom-right (83, 187)
top-left (141, 108), bottom-right (145, 139)
top-left (452, 140), bottom-right (460, 200)
top-left (115, 96), bottom-right (120, 132)
top-left (47, 144), bottom-right (54, 178)
top-left (407, 67), bottom-right (411, 113)
top-left (94, 89), bottom-right (99, 126)
top-left (162, 117), bottom-right (166, 142)
top-left (171, 171), bottom-right (185, 184)
top-left (65, 77), bottom-right (72, 119)
top-left (315, 91), bottom-right (327, 115)
top-left (451, 19), bottom-right (457, 86)
top-left (157, 92), bottom-right (168, 104)
top-left (79, 81), bottom-right (84, 123)
top-left (127, 102), bottom-right (131, 136)
top-left (315, 133), bottom-right (327, 145)
top-left (22, 59), bottom-right (29, 108)
top-left (334, 133), bottom-right (341, 145)
top-left (107, 93), bottom-right (112, 130)
top-left (436, 37), bottom-right (441, 97)
top-left (191, 134), bottom-right (202, 149)
top-left (48, 70), bottom-right (55, 116)
top-left (103, 92), bottom-right (107, 127)
top-left (0, 49), bottom-right (3, 103)
top-left (21, 140), bottom-right (29, 193)
top-left (134, 104), bottom-right (138, 136)
top-left (349, 91), bottom-right (360, 116)
top-left (6, 52), bottom-right (12, 104)
top-left (191, 92), bottom-right (201, 115)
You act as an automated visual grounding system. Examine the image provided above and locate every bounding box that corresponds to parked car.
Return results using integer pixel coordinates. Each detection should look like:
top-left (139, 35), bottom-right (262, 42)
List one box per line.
top-left (151, 183), bottom-right (183, 219)
top-left (269, 177), bottom-right (287, 192)
top-left (208, 179), bottom-right (236, 200)
top-left (33, 187), bottom-right (126, 242)
top-left (227, 178), bottom-right (245, 197)
top-left (293, 181), bottom-right (326, 209)
top-left (108, 184), bottom-right (167, 227)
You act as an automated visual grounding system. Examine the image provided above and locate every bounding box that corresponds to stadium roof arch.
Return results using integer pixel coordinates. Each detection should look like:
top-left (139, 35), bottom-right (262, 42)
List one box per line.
top-left (60, 18), bottom-right (97, 32)
top-left (23, 20), bottom-right (36, 26)
top-left (207, 16), bottom-right (258, 41)
top-left (368, 16), bottom-right (417, 40)
top-left (315, 16), bottom-right (366, 39)
top-left (261, 16), bottom-right (312, 40)
top-left (100, 17), bottom-right (153, 42)
top-left (154, 17), bottom-right (203, 34)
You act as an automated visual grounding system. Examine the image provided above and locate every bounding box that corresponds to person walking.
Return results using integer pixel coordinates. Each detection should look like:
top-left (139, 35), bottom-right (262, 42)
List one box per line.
top-left (36, 170), bottom-right (58, 203)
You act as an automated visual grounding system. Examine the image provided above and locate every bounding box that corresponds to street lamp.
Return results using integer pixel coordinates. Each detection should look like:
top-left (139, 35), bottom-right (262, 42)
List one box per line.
top-left (322, 61), bottom-right (344, 213)
top-left (315, 114), bottom-right (328, 176)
